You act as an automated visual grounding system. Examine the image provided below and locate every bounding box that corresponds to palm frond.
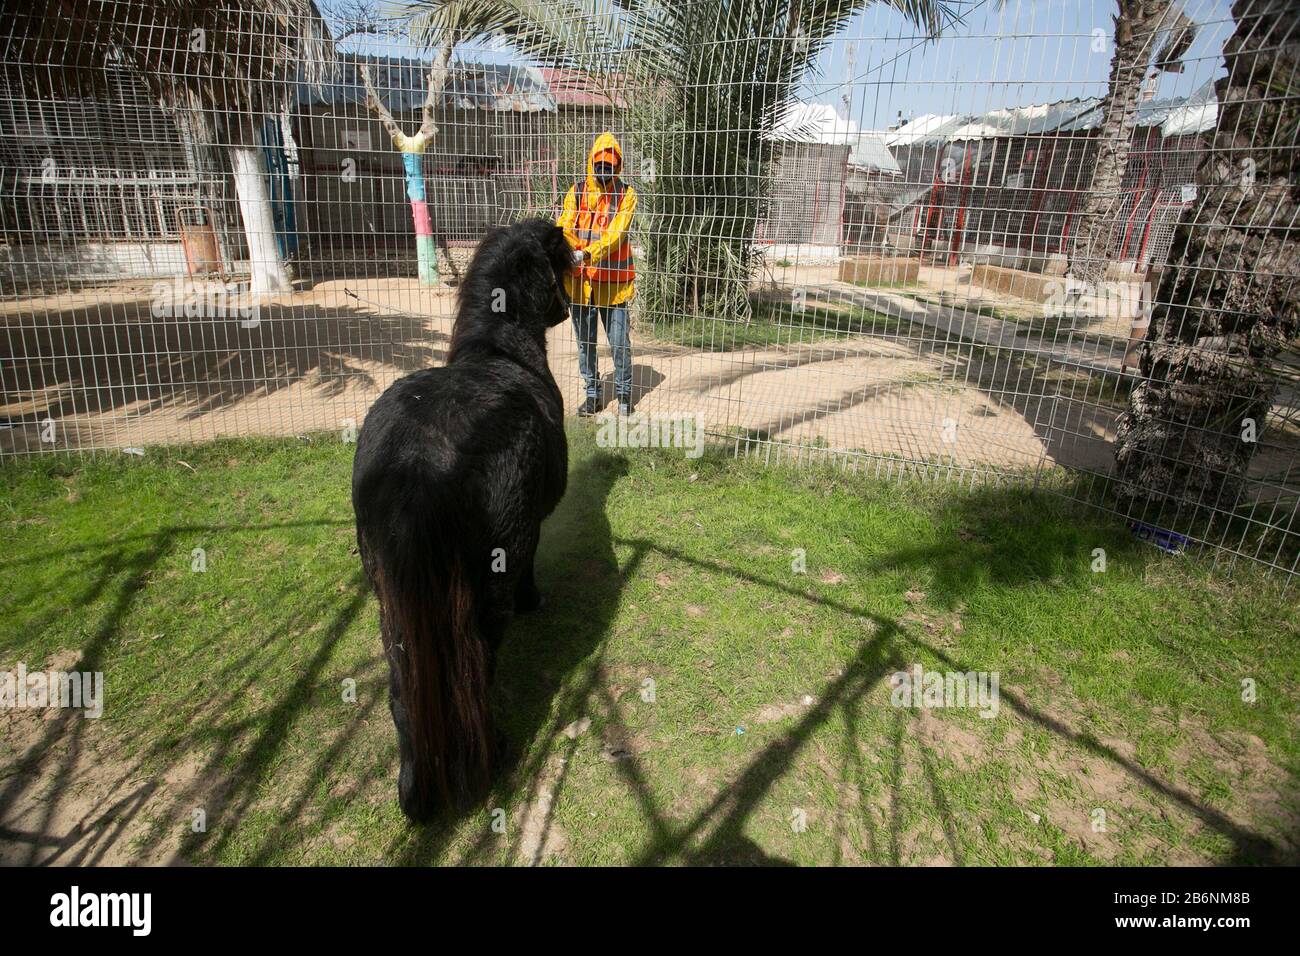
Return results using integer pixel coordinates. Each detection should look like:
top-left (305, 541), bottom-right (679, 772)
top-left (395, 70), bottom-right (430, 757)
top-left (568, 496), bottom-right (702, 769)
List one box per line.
top-left (403, 1), bottom-right (641, 74)
top-left (3, 0), bottom-right (338, 120)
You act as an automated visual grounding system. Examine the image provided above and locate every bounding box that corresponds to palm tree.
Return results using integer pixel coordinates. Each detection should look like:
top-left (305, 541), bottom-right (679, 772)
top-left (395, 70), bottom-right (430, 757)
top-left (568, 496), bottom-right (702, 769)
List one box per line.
top-left (997, 0), bottom-right (1196, 286)
top-left (1068, 0), bottom-right (1198, 286)
top-left (627, 0), bottom-right (885, 323)
top-left (3, 0), bottom-right (335, 296)
top-left (405, 0), bottom-right (953, 320)
top-left (630, 0), bottom-right (955, 323)
top-left (1112, 0), bottom-right (1300, 512)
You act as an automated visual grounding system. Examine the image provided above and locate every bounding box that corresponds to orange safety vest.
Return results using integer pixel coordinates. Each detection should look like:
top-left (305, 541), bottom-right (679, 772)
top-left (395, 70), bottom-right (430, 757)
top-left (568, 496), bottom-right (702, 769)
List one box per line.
top-left (573, 179), bottom-right (635, 285)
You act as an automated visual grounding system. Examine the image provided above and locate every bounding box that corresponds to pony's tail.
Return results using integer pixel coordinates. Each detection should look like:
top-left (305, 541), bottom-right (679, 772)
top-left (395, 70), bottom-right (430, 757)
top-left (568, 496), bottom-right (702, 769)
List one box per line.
top-left (370, 545), bottom-right (494, 821)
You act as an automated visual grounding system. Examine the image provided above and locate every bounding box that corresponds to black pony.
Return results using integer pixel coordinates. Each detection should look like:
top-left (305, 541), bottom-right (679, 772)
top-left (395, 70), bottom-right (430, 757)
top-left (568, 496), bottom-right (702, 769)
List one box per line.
top-left (351, 219), bottom-right (574, 821)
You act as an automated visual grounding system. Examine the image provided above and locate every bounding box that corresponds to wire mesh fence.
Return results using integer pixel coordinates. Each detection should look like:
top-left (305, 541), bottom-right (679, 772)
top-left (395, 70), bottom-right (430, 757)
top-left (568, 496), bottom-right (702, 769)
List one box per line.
top-left (1, 0), bottom-right (1296, 577)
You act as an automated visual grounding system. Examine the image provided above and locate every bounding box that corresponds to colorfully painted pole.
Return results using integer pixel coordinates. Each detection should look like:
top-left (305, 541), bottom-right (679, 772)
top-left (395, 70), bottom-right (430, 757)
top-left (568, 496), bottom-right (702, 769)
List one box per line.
top-left (393, 131), bottom-right (439, 286)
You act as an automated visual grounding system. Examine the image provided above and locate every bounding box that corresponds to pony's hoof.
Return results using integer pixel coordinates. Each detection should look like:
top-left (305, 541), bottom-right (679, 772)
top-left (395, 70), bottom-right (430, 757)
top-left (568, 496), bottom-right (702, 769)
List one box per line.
top-left (397, 762), bottom-right (438, 823)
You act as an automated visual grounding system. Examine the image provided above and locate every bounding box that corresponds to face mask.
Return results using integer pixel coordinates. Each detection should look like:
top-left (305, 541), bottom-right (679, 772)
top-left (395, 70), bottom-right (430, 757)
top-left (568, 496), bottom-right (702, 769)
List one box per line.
top-left (594, 163), bottom-right (616, 184)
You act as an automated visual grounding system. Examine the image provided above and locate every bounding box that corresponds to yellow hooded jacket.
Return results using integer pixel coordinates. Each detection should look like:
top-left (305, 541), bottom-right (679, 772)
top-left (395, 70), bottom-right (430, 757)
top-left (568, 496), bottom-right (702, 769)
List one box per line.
top-left (557, 131), bottom-right (637, 307)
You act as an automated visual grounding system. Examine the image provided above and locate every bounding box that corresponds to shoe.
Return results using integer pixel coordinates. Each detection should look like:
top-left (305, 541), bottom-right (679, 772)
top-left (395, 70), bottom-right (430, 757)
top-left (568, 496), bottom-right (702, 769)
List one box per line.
top-left (618, 398), bottom-right (633, 416)
top-left (577, 396), bottom-right (601, 417)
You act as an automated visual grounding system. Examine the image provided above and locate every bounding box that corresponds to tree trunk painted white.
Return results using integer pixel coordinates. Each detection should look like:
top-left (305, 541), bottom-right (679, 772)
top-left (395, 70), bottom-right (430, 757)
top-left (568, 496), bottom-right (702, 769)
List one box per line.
top-left (230, 143), bottom-right (291, 296)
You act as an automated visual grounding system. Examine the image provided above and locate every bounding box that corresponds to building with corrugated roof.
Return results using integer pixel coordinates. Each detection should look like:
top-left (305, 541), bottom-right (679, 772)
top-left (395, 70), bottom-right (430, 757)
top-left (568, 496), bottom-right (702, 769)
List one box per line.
top-left (881, 84), bottom-right (1219, 273)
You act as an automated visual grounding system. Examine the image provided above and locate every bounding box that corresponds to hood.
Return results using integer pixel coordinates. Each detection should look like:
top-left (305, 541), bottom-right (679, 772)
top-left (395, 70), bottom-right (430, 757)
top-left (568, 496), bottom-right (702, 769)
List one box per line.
top-left (585, 131), bottom-right (623, 193)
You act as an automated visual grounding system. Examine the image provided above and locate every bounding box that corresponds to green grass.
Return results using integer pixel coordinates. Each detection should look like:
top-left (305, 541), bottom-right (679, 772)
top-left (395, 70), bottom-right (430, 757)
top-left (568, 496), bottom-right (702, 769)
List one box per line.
top-left (2, 428), bottom-right (1298, 865)
top-left (647, 298), bottom-right (919, 351)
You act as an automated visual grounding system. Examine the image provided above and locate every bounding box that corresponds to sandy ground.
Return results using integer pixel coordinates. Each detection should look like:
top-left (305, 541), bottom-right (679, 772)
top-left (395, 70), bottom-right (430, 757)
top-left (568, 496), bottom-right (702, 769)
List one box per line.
top-left (0, 658), bottom-right (195, 866)
top-left (0, 274), bottom-right (1124, 474)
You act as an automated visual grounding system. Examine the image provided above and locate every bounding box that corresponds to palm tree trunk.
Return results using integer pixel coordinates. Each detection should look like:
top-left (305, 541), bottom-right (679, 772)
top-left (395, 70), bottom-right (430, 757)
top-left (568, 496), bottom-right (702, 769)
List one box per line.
top-left (1112, 0), bottom-right (1300, 510)
top-left (230, 136), bottom-right (292, 296)
top-left (1070, 0), bottom-right (1172, 285)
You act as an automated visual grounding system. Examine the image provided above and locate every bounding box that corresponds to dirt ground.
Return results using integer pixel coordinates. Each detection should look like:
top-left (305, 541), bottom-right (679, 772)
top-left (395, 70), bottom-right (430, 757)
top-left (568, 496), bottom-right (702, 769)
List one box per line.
top-left (0, 653), bottom-right (194, 866)
top-left (0, 272), bottom-right (1124, 474)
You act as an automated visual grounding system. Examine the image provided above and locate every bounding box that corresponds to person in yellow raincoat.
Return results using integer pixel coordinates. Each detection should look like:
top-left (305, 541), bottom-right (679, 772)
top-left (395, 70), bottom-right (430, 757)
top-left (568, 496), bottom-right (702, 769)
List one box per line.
top-left (557, 131), bottom-right (637, 416)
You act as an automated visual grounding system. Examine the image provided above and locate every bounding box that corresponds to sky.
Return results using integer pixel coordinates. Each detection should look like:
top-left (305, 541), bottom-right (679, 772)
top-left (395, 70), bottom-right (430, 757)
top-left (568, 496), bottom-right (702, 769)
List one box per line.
top-left (318, 0), bottom-right (1237, 132)
top-left (804, 0), bottom-right (1234, 129)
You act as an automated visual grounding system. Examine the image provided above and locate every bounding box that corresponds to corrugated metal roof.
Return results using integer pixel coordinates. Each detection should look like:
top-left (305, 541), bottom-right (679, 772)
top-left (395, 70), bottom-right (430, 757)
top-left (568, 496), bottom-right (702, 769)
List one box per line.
top-left (1157, 79), bottom-right (1218, 137)
top-left (852, 133), bottom-right (902, 176)
top-left (884, 113), bottom-right (966, 146)
top-left (1055, 83), bottom-right (1218, 134)
top-left (769, 102), bottom-right (902, 175)
top-left (887, 84), bottom-right (1218, 145)
top-left (297, 55), bottom-right (555, 113)
top-left (537, 68), bottom-right (629, 108)
top-left (949, 99), bottom-right (1100, 139)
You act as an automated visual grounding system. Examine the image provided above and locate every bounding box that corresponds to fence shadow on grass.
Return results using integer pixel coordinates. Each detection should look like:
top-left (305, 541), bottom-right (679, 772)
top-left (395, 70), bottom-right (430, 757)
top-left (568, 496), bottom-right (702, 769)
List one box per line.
top-left (1, 457), bottom-right (1289, 866)
top-left (0, 529), bottom-right (170, 865)
top-left (0, 515), bottom-right (368, 866)
top-left (519, 481), bottom-right (1288, 866)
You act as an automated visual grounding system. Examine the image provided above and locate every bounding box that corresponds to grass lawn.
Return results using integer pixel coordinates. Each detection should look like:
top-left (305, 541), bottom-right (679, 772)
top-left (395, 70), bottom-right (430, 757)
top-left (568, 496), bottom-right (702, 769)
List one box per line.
top-left (1, 426), bottom-right (1297, 865)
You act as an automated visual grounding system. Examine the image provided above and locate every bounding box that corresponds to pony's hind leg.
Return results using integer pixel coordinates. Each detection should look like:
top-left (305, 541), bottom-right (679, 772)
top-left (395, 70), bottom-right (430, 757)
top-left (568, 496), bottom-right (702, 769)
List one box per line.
top-left (512, 529), bottom-right (544, 614)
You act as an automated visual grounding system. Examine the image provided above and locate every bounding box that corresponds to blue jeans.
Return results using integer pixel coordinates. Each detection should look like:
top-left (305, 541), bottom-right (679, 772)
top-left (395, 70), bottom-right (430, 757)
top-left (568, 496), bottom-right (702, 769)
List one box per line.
top-left (570, 303), bottom-right (632, 402)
